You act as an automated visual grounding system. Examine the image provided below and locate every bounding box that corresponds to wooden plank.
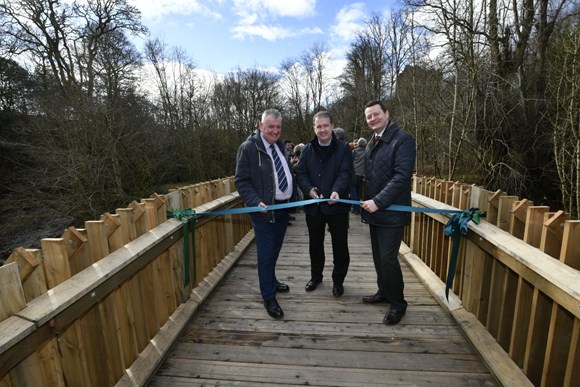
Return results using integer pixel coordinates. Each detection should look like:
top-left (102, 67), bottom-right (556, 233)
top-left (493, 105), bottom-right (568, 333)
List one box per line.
top-left (523, 206), bottom-right (550, 248)
top-left (4, 247), bottom-right (40, 283)
top-left (0, 263), bottom-right (43, 387)
top-left (497, 268), bottom-right (518, 351)
top-left (86, 220), bottom-right (120, 386)
top-left (563, 318), bottom-right (580, 386)
top-left (40, 238), bottom-right (93, 387)
top-left (510, 199), bottom-right (533, 239)
top-left (523, 289), bottom-right (551, 385)
top-left (497, 195), bottom-right (518, 231)
top-left (7, 250), bottom-right (63, 387)
top-left (469, 186), bottom-right (492, 214)
top-left (509, 277), bottom-right (534, 370)
top-left (461, 239), bottom-right (486, 316)
top-left (560, 220), bottom-right (580, 270)
top-left (540, 210), bottom-right (569, 258)
top-left (542, 303), bottom-right (574, 386)
top-left (487, 190), bottom-right (505, 225)
top-left (451, 308), bottom-right (533, 387)
top-left (164, 190), bottom-right (182, 212)
top-left (151, 361), bottom-right (497, 387)
top-left (0, 316), bottom-right (38, 379)
top-left (105, 213), bottom-right (140, 367)
top-left (117, 207), bottom-right (149, 352)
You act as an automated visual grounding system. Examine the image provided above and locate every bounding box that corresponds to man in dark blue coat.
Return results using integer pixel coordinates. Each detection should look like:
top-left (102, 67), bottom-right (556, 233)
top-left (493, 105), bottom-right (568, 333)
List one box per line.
top-left (235, 108), bottom-right (295, 319)
top-left (360, 100), bottom-right (416, 325)
top-left (296, 111), bottom-right (353, 297)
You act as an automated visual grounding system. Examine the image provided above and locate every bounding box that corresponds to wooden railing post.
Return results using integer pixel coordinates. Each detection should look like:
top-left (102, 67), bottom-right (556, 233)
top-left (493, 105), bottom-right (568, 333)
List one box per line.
top-left (497, 195), bottom-right (519, 231)
top-left (540, 211), bottom-right (570, 259)
top-left (510, 199), bottom-right (534, 239)
top-left (560, 221), bottom-right (580, 270)
top-left (523, 206), bottom-right (550, 247)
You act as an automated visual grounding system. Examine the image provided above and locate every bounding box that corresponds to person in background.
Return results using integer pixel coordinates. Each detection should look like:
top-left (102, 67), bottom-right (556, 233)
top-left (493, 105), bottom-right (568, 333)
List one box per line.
top-left (284, 140), bottom-right (295, 160)
top-left (351, 137), bottom-right (367, 214)
top-left (290, 143), bottom-right (304, 199)
top-left (296, 111), bottom-right (353, 297)
top-left (333, 127), bottom-right (346, 142)
top-left (284, 141), bottom-right (297, 223)
top-left (235, 109), bottom-right (295, 319)
top-left (360, 100), bottom-right (416, 325)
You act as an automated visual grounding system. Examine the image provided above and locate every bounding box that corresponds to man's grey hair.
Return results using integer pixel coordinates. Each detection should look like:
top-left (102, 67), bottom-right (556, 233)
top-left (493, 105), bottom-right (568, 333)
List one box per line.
top-left (333, 127), bottom-right (345, 140)
top-left (262, 108), bottom-right (282, 122)
top-left (357, 137), bottom-right (367, 147)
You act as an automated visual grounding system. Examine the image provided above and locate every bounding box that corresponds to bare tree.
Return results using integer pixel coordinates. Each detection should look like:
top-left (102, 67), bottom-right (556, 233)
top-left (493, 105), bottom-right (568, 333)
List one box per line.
top-left (212, 66), bottom-right (281, 137)
top-left (73, 0), bottom-right (147, 100)
top-left (547, 18), bottom-right (579, 218)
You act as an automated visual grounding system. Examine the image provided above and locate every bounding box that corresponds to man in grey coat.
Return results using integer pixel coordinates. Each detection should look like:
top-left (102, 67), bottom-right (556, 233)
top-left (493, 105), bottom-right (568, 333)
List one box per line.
top-left (360, 100), bottom-right (416, 325)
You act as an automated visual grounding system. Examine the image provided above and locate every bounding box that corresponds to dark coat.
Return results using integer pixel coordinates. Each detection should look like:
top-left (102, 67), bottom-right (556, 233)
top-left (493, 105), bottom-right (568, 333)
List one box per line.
top-left (234, 130), bottom-right (296, 223)
top-left (362, 121), bottom-right (416, 227)
top-left (296, 133), bottom-right (353, 216)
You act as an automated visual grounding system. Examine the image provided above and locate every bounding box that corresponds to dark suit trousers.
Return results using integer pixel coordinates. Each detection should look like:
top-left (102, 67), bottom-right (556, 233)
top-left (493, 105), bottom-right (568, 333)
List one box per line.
top-left (252, 211), bottom-right (289, 301)
top-left (369, 224), bottom-right (407, 311)
top-left (306, 210), bottom-right (350, 285)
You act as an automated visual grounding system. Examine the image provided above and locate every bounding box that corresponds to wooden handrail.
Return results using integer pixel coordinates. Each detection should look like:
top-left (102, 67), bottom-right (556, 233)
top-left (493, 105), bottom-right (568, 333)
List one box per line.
top-left (0, 190), bottom-right (250, 383)
top-left (408, 191), bottom-right (580, 386)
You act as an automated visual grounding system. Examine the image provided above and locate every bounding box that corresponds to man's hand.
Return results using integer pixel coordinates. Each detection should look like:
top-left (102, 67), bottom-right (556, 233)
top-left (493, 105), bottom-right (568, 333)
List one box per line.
top-left (258, 201), bottom-right (268, 213)
top-left (361, 199), bottom-right (379, 213)
top-left (328, 192), bottom-right (339, 205)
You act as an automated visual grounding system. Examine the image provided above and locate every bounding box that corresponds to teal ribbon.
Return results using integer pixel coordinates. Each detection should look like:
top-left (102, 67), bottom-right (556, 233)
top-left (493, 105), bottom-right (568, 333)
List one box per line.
top-left (168, 198), bottom-right (485, 300)
top-left (443, 208), bottom-right (486, 300)
top-left (167, 209), bottom-right (196, 286)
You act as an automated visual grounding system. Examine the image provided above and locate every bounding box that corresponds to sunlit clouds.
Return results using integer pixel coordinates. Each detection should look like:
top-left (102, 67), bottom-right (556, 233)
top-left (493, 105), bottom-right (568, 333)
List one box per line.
top-left (331, 3), bottom-right (367, 41)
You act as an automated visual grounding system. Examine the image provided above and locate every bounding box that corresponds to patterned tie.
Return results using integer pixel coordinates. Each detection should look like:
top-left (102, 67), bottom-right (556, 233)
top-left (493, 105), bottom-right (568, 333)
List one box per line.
top-left (270, 144), bottom-right (288, 192)
top-left (374, 134), bottom-right (381, 145)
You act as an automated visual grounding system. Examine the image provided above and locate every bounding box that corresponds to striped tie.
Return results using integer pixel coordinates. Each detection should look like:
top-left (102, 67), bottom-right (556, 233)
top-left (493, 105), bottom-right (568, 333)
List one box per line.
top-left (270, 144), bottom-right (288, 192)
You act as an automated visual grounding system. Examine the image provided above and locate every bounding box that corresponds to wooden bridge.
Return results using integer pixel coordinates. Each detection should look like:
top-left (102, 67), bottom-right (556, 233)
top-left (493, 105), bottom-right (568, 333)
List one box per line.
top-left (1, 177), bottom-right (578, 386)
top-left (147, 210), bottom-right (501, 386)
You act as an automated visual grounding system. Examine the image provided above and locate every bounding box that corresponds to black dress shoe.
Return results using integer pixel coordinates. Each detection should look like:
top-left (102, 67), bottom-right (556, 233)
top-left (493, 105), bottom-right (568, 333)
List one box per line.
top-left (383, 307), bottom-right (406, 325)
top-left (264, 298), bottom-right (284, 319)
top-left (275, 280), bottom-right (290, 293)
top-left (305, 279), bottom-right (321, 291)
top-left (362, 292), bottom-right (387, 304)
top-left (332, 283), bottom-right (344, 297)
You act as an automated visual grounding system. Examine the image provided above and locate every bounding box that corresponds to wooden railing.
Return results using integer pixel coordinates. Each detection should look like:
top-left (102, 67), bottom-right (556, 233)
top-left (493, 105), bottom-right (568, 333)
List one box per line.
top-left (2, 174), bottom-right (578, 386)
top-left (0, 177), bottom-right (252, 386)
top-left (405, 176), bottom-right (580, 387)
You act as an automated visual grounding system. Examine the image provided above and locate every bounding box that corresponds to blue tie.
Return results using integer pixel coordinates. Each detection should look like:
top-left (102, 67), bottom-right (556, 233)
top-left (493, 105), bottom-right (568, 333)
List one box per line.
top-left (270, 144), bottom-right (288, 192)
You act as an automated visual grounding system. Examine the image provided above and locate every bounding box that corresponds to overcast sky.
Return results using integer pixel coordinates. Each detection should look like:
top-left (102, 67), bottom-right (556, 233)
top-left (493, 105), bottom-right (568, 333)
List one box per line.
top-left (130, 0), bottom-right (400, 74)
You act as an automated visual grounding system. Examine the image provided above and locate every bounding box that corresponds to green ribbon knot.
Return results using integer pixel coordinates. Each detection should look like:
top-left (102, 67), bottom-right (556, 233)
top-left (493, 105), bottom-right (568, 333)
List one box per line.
top-left (443, 208), bottom-right (486, 300)
top-left (167, 209), bottom-right (197, 286)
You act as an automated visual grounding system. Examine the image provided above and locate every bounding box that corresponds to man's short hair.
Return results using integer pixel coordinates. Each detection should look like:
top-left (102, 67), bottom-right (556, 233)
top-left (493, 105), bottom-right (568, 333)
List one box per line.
top-left (313, 110), bottom-right (333, 124)
top-left (262, 108), bottom-right (282, 122)
top-left (365, 100), bottom-right (387, 112)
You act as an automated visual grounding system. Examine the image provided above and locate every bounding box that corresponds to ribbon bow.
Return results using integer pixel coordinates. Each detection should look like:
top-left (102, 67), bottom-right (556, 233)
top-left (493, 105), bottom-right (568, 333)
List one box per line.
top-left (443, 208), bottom-right (486, 300)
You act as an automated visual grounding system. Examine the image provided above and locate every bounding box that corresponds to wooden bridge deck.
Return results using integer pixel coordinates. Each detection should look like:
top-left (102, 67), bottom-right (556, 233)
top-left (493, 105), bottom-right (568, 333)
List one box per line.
top-left (147, 211), bottom-right (498, 386)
